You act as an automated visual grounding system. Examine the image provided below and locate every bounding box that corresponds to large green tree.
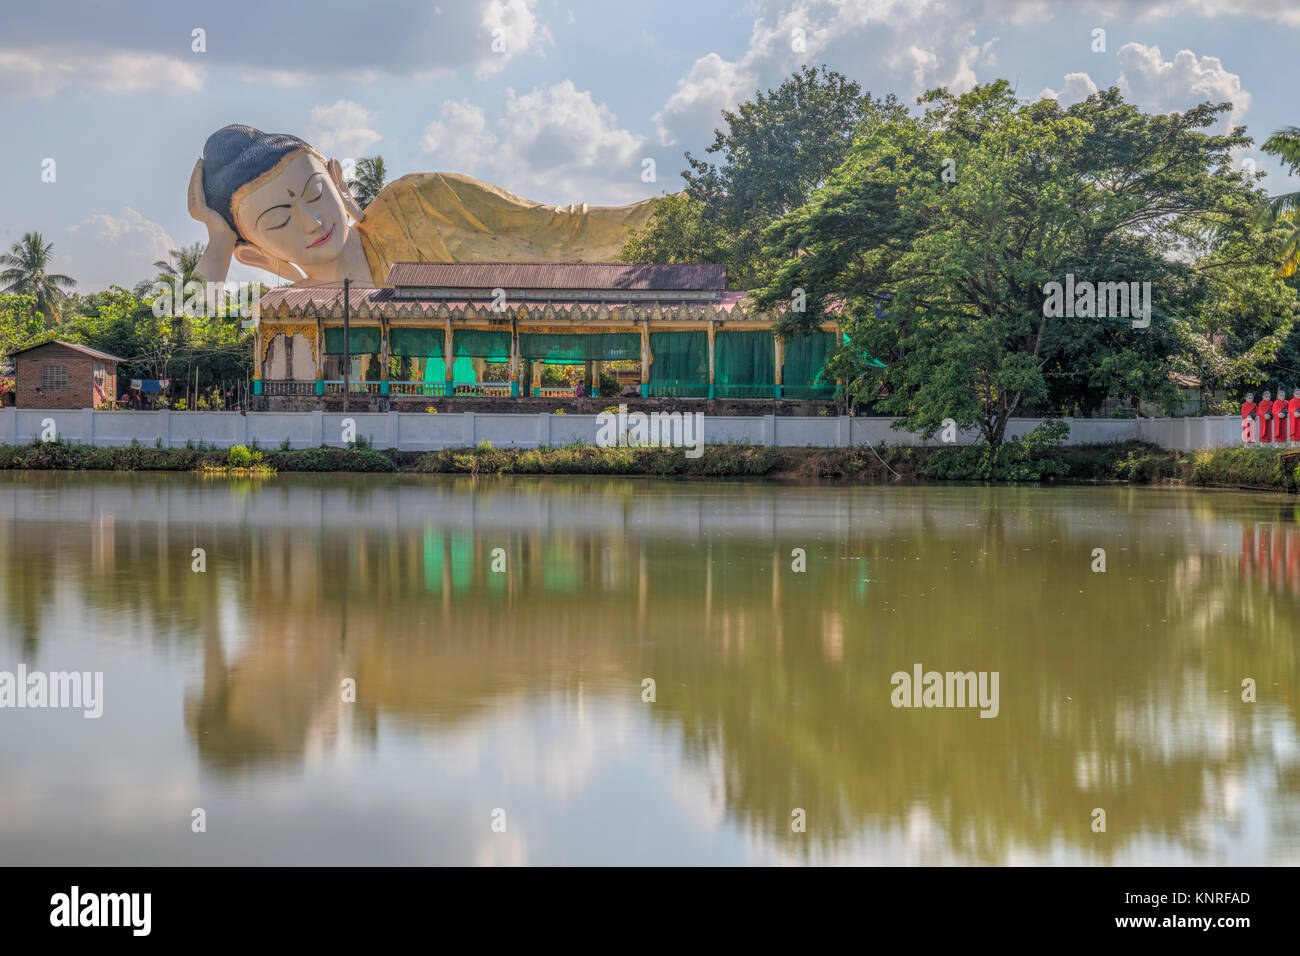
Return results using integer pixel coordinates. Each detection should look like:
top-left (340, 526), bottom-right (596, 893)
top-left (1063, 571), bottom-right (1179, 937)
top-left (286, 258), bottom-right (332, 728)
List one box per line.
top-left (0, 232), bottom-right (76, 326)
top-left (622, 65), bottom-right (902, 289)
top-left (1257, 126), bottom-right (1300, 277)
top-left (756, 83), bottom-right (1263, 444)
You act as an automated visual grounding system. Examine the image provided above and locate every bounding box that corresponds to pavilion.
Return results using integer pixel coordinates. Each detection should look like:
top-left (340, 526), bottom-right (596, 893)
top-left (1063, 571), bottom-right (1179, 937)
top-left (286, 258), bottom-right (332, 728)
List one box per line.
top-left (252, 263), bottom-right (842, 409)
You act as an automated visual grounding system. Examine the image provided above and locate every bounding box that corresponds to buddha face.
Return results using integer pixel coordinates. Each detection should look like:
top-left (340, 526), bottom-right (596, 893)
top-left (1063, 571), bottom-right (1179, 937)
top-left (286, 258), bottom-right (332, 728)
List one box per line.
top-left (232, 150), bottom-right (350, 268)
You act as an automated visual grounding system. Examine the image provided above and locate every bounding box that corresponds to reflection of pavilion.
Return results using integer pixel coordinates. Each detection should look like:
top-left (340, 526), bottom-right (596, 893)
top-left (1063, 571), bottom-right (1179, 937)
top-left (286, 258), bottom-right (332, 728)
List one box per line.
top-left (253, 263), bottom-right (841, 408)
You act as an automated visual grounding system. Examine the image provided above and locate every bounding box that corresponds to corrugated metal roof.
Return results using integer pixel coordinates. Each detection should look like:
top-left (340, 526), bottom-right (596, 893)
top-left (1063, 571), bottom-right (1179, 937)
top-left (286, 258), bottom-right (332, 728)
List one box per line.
top-left (385, 262), bottom-right (726, 291)
top-left (259, 285), bottom-right (752, 317)
top-left (8, 340), bottom-right (125, 362)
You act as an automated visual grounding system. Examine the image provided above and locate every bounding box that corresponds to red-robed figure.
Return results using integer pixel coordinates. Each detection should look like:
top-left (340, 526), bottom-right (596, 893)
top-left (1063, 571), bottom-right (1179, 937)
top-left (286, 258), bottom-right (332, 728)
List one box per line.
top-left (1242, 392), bottom-right (1257, 444)
top-left (1290, 388), bottom-right (1300, 442)
top-left (1259, 391), bottom-right (1275, 443)
top-left (1277, 388), bottom-right (1291, 445)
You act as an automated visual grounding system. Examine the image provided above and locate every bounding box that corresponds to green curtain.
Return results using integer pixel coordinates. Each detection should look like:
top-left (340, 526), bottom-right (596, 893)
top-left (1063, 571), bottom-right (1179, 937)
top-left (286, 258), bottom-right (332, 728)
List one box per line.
top-left (782, 331), bottom-right (837, 399)
top-left (453, 329), bottom-right (512, 360)
top-left (324, 326), bottom-right (382, 355)
top-left (715, 330), bottom-right (775, 399)
top-left (520, 332), bottom-right (639, 364)
top-left (649, 331), bottom-right (709, 397)
top-left (424, 356), bottom-right (477, 382)
top-left (390, 327), bottom-right (445, 357)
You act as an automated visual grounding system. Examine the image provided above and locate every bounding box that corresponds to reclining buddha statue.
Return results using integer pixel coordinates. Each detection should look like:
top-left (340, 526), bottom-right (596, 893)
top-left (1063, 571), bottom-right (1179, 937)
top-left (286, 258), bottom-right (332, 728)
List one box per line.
top-left (189, 124), bottom-right (660, 286)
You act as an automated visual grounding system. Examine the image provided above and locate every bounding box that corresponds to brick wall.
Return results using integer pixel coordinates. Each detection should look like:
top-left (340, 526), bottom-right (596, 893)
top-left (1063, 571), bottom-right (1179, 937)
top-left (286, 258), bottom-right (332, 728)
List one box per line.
top-left (15, 348), bottom-right (116, 409)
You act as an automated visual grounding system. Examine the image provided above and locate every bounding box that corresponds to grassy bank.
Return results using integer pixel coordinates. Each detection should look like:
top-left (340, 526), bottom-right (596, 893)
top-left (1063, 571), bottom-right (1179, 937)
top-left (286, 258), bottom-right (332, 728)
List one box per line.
top-left (0, 438), bottom-right (1294, 492)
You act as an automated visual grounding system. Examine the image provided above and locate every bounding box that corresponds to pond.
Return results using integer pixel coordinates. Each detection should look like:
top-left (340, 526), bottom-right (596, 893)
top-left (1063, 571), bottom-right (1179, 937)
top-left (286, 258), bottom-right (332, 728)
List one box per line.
top-left (0, 473), bottom-right (1296, 865)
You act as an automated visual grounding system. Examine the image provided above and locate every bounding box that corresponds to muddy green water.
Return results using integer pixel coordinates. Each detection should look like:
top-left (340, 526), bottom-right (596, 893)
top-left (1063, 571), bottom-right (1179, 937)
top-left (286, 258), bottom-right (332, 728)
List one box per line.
top-left (0, 473), bottom-right (1296, 865)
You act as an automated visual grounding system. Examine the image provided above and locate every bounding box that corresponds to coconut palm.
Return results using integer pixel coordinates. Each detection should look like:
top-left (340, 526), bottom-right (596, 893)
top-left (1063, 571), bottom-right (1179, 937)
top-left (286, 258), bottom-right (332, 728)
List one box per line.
top-left (0, 232), bottom-right (76, 326)
top-left (346, 156), bottom-right (387, 209)
top-left (1259, 126), bottom-right (1300, 276)
top-left (152, 242), bottom-right (206, 288)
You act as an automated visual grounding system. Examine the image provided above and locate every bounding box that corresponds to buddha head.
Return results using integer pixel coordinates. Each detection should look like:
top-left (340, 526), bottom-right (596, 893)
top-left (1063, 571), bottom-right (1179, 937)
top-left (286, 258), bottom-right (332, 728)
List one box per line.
top-left (192, 125), bottom-right (364, 281)
top-left (1245, 392), bottom-right (1255, 403)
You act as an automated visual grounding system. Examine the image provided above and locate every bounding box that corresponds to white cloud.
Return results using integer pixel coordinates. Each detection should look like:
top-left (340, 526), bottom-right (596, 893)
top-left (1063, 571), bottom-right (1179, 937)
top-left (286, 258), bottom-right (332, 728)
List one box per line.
top-left (421, 99), bottom-right (499, 170)
top-left (0, 46), bottom-right (203, 98)
top-left (1127, 0), bottom-right (1300, 27)
top-left (651, 0), bottom-right (998, 148)
top-left (1115, 43), bottom-right (1251, 131)
top-left (1038, 72), bottom-right (1100, 107)
top-left (477, 0), bottom-right (555, 77)
top-left (309, 100), bottom-right (383, 159)
top-left (421, 81), bottom-right (650, 205)
top-left (62, 209), bottom-right (176, 291)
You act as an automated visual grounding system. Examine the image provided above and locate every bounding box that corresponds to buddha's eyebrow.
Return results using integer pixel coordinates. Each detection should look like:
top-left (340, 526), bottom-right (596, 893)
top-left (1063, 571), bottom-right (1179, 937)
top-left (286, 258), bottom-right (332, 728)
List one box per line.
top-left (255, 203), bottom-right (291, 227)
top-left (303, 171), bottom-right (324, 193)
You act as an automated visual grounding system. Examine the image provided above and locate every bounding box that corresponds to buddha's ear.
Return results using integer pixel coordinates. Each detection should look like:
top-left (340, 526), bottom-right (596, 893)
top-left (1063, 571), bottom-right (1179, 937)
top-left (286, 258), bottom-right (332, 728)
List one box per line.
top-left (329, 158), bottom-right (366, 222)
top-left (233, 242), bottom-right (303, 282)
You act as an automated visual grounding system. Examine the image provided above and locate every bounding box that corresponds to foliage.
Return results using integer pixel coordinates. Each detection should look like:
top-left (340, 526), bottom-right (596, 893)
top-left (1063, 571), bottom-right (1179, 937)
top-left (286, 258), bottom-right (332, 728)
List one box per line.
top-left (0, 232), bottom-right (76, 327)
top-left (1190, 446), bottom-right (1292, 489)
top-left (226, 444), bottom-right (263, 468)
top-left (756, 83), bottom-right (1260, 443)
top-left (346, 156), bottom-right (388, 209)
top-left (1257, 126), bottom-right (1300, 277)
top-left (622, 65), bottom-right (901, 290)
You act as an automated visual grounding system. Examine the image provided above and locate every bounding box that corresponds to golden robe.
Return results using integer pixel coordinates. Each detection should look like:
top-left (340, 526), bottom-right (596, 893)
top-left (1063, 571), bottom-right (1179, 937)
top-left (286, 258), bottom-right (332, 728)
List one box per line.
top-left (354, 172), bottom-right (659, 285)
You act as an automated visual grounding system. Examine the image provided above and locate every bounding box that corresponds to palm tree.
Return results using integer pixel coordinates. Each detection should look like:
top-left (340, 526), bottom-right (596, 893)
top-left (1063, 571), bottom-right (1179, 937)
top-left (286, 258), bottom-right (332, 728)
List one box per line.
top-left (0, 232), bottom-right (76, 326)
top-left (152, 242), bottom-right (206, 288)
top-left (346, 156), bottom-right (387, 209)
top-left (1259, 127), bottom-right (1300, 276)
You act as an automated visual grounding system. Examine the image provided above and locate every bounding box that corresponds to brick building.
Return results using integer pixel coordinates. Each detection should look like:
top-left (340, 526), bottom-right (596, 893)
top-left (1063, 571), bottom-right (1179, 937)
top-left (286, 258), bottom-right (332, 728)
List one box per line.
top-left (10, 341), bottom-right (123, 409)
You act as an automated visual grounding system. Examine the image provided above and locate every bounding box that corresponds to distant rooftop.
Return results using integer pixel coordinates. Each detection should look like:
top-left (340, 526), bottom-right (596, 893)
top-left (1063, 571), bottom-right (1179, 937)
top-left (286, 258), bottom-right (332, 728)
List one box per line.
top-left (386, 262), bottom-right (726, 301)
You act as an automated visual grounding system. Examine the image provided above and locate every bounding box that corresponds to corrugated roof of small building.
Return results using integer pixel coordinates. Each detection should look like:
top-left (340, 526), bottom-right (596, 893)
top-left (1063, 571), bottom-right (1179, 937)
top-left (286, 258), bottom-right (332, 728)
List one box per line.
top-left (8, 340), bottom-right (126, 363)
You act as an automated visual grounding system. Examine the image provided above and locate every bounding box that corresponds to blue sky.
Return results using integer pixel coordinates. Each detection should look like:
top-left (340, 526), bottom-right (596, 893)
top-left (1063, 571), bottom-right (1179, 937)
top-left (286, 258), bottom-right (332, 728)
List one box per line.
top-left (1, 0), bottom-right (1296, 291)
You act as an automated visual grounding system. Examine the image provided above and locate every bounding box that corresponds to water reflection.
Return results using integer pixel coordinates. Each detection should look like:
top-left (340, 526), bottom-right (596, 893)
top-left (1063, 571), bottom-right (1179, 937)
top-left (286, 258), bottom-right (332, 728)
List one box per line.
top-left (0, 474), bottom-right (1297, 864)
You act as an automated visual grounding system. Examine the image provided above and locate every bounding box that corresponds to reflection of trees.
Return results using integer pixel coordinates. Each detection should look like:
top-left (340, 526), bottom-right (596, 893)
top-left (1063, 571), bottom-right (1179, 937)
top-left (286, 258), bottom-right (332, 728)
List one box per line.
top-left (0, 477), bottom-right (1297, 861)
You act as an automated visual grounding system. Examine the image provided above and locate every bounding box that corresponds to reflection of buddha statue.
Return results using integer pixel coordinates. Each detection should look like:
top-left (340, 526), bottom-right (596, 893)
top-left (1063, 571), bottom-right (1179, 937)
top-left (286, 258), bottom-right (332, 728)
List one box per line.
top-left (189, 125), bottom-right (660, 286)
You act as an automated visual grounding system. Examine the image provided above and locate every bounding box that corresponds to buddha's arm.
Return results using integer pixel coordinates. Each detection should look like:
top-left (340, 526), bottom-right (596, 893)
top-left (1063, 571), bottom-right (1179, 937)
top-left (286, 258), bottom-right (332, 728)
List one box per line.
top-left (357, 173), bottom-right (660, 280)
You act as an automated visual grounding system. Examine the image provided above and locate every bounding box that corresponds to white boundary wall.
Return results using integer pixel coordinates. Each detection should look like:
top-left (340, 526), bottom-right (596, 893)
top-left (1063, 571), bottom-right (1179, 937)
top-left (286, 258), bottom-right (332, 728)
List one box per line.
top-left (0, 408), bottom-right (1244, 453)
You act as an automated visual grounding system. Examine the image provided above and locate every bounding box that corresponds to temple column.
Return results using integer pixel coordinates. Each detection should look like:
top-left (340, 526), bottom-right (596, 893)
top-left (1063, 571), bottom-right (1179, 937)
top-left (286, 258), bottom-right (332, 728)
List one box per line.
top-left (252, 324), bottom-right (263, 395)
top-left (510, 329), bottom-right (521, 398)
top-left (380, 318), bottom-right (391, 405)
top-left (639, 323), bottom-right (650, 399)
top-left (314, 315), bottom-right (324, 401)
top-left (773, 333), bottom-right (784, 400)
top-left (531, 360), bottom-right (543, 397)
top-left (707, 321), bottom-right (716, 400)
top-left (444, 317), bottom-right (454, 396)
